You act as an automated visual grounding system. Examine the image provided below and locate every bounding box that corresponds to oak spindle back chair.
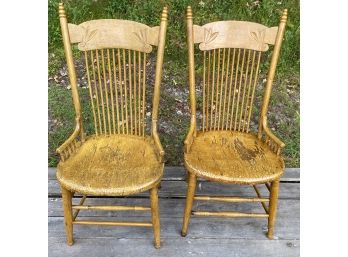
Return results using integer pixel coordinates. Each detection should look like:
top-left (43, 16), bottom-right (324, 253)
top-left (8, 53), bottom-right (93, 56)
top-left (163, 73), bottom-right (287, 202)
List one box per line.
top-left (56, 3), bottom-right (168, 249)
top-left (182, 6), bottom-right (287, 239)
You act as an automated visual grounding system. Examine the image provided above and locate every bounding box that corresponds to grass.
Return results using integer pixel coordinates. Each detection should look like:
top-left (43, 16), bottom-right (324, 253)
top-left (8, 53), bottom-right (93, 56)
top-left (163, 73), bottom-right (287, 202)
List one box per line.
top-left (48, 0), bottom-right (300, 167)
top-left (48, 84), bottom-right (95, 166)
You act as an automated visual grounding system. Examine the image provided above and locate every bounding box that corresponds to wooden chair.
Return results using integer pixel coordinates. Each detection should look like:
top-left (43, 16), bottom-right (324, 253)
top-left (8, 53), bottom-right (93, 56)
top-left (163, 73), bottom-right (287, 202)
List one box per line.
top-left (56, 3), bottom-right (167, 249)
top-left (182, 6), bottom-right (287, 239)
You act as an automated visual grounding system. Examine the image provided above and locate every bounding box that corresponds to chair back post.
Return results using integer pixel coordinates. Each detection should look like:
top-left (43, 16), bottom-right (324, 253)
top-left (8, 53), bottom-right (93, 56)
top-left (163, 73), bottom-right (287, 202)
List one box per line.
top-left (186, 6), bottom-right (197, 134)
top-left (258, 9), bottom-right (287, 138)
top-left (59, 3), bottom-right (84, 140)
top-left (151, 7), bottom-right (168, 135)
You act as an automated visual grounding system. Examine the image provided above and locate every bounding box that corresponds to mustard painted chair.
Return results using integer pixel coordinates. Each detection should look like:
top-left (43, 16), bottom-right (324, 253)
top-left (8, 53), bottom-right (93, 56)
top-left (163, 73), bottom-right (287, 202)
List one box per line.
top-left (56, 3), bottom-right (168, 248)
top-left (182, 6), bottom-right (287, 239)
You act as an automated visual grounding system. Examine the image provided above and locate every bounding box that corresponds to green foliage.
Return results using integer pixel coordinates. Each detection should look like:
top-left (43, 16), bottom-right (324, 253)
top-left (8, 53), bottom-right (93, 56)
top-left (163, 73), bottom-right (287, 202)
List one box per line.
top-left (282, 112), bottom-right (300, 167)
top-left (48, 84), bottom-right (95, 166)
top-left (48, 0), bottom-right (300, 167)
top-left (49, 0), bottom-right (299, 75)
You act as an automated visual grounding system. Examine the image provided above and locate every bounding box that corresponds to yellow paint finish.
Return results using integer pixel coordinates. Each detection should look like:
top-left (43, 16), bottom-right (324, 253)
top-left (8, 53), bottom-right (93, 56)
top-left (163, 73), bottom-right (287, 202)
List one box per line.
top-left (58, 3), bottom-right (168, 248)
top-left (182, 6), bottom-right (287, 239)
top-left (184, 131), bottom-right (284, 184)
top-left (57, 134), bottom-right (163, 196)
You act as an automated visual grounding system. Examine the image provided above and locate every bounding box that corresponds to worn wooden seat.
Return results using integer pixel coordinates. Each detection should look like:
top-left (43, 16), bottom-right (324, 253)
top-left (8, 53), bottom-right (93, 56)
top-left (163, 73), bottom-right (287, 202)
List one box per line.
top-left (56, 3), bottom-right (168, 249)
top-left (57, 135), bottom-right (163, 196)
top-left (184, 131), bottom-right (284, 185)
top-left (182, 6), bottom-right (288, 240)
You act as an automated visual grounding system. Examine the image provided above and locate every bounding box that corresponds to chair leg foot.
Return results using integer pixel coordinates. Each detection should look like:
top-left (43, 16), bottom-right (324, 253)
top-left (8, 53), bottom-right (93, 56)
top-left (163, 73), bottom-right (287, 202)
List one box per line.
top-left (150, 186), bottom-right (161, 249)
top-left (61, 186), bottom-right (74, 246)
top-left (267, 180), bottom-right (280, 240)
top-left (181, 173), bottom-right (196, 237)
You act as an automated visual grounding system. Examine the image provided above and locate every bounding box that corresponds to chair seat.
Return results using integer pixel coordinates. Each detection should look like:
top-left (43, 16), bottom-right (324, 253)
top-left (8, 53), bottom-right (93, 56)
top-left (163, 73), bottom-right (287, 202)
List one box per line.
top-left (184, 131), bottom-right (284, 184)
top-left (57, 134), bottom-right (163, 196)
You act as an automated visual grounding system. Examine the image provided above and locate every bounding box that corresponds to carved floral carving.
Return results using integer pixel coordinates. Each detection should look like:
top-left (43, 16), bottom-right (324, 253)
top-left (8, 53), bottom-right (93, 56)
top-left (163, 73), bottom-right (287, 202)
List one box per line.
top-left (203, 28), bottom-right (219, 45)
top-left (250, 30), bottom-right (266, 51)
top-left (80, 26), bottom-right (98, 48)
top-left (133, 29), bottom-right (152, 52)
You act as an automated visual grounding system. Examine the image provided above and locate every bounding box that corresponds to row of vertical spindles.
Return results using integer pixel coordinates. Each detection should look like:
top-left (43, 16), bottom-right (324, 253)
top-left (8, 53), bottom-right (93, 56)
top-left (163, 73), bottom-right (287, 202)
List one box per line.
top-left (202, 48), bottom-right (262, 133)
top-left (61, 139), bottom-right (81, 161)
top-left (264, 134), bottom-right (281, 155)
top-left (84, 49), bottom-right (147, 136)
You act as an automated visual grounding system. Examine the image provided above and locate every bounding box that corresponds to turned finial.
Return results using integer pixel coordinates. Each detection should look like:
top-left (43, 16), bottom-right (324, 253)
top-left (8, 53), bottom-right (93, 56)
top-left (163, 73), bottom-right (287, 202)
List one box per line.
top-left (187, 6), bottom-right (193, 19)
top-left (59, 2), bottom-right (66, 18)
top-left (281, 9), bottom-right (288, 23)
top-left (161, 6), bottom-right (168, 21)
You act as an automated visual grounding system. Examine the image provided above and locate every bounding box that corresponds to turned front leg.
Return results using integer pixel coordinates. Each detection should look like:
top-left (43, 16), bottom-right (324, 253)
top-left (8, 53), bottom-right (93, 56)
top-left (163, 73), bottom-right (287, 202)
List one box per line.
top-left (61, 186), bottom-right (74, 245)
top-left (268, 180), bottom-right (280, 239)
top-left (150, 186), bottom-right (161, 248)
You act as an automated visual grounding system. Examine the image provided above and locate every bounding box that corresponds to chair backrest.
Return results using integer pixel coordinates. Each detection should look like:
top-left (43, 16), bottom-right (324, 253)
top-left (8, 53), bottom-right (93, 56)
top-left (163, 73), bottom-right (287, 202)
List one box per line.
top-left (59, 3), bottom-right (168, 138)
top-left (186, 6), bottom-right (287, 135)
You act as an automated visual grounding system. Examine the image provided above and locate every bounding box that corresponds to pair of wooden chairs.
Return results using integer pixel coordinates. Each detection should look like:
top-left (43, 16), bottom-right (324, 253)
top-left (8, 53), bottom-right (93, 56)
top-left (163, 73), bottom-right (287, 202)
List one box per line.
top-left (56, 3), bottom-right (287, 249)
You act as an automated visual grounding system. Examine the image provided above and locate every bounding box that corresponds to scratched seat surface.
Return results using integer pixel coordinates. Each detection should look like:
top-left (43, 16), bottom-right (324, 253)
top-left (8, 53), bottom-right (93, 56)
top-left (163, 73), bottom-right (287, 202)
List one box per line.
top-left (184, 131), bottom-right (284, 184)
top-left (56, 134), bottom-right (163, 196)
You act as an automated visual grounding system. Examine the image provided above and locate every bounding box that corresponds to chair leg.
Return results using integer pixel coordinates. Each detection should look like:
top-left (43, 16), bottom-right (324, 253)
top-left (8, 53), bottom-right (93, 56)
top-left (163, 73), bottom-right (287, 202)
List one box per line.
top-left (61, 186), bottom-right (74, 246)
top-left (181, 172), bottom-right (197, 237)
top-left (150, 185), bottom-right (161, 249)
top-left (268, 180), bottom-right (280, 239)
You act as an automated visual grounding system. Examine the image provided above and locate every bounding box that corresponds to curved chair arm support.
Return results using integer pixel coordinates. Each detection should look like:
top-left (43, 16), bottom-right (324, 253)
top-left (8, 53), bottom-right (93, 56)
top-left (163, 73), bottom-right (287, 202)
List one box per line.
top-left (261, 117), bottom-right (285, 155)
top-left (152, 121), bottom-right (165, 163)
top-left (184, 115), bottom-right (196, 153)
top-left (56, 117), bottom-right (82, 161)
